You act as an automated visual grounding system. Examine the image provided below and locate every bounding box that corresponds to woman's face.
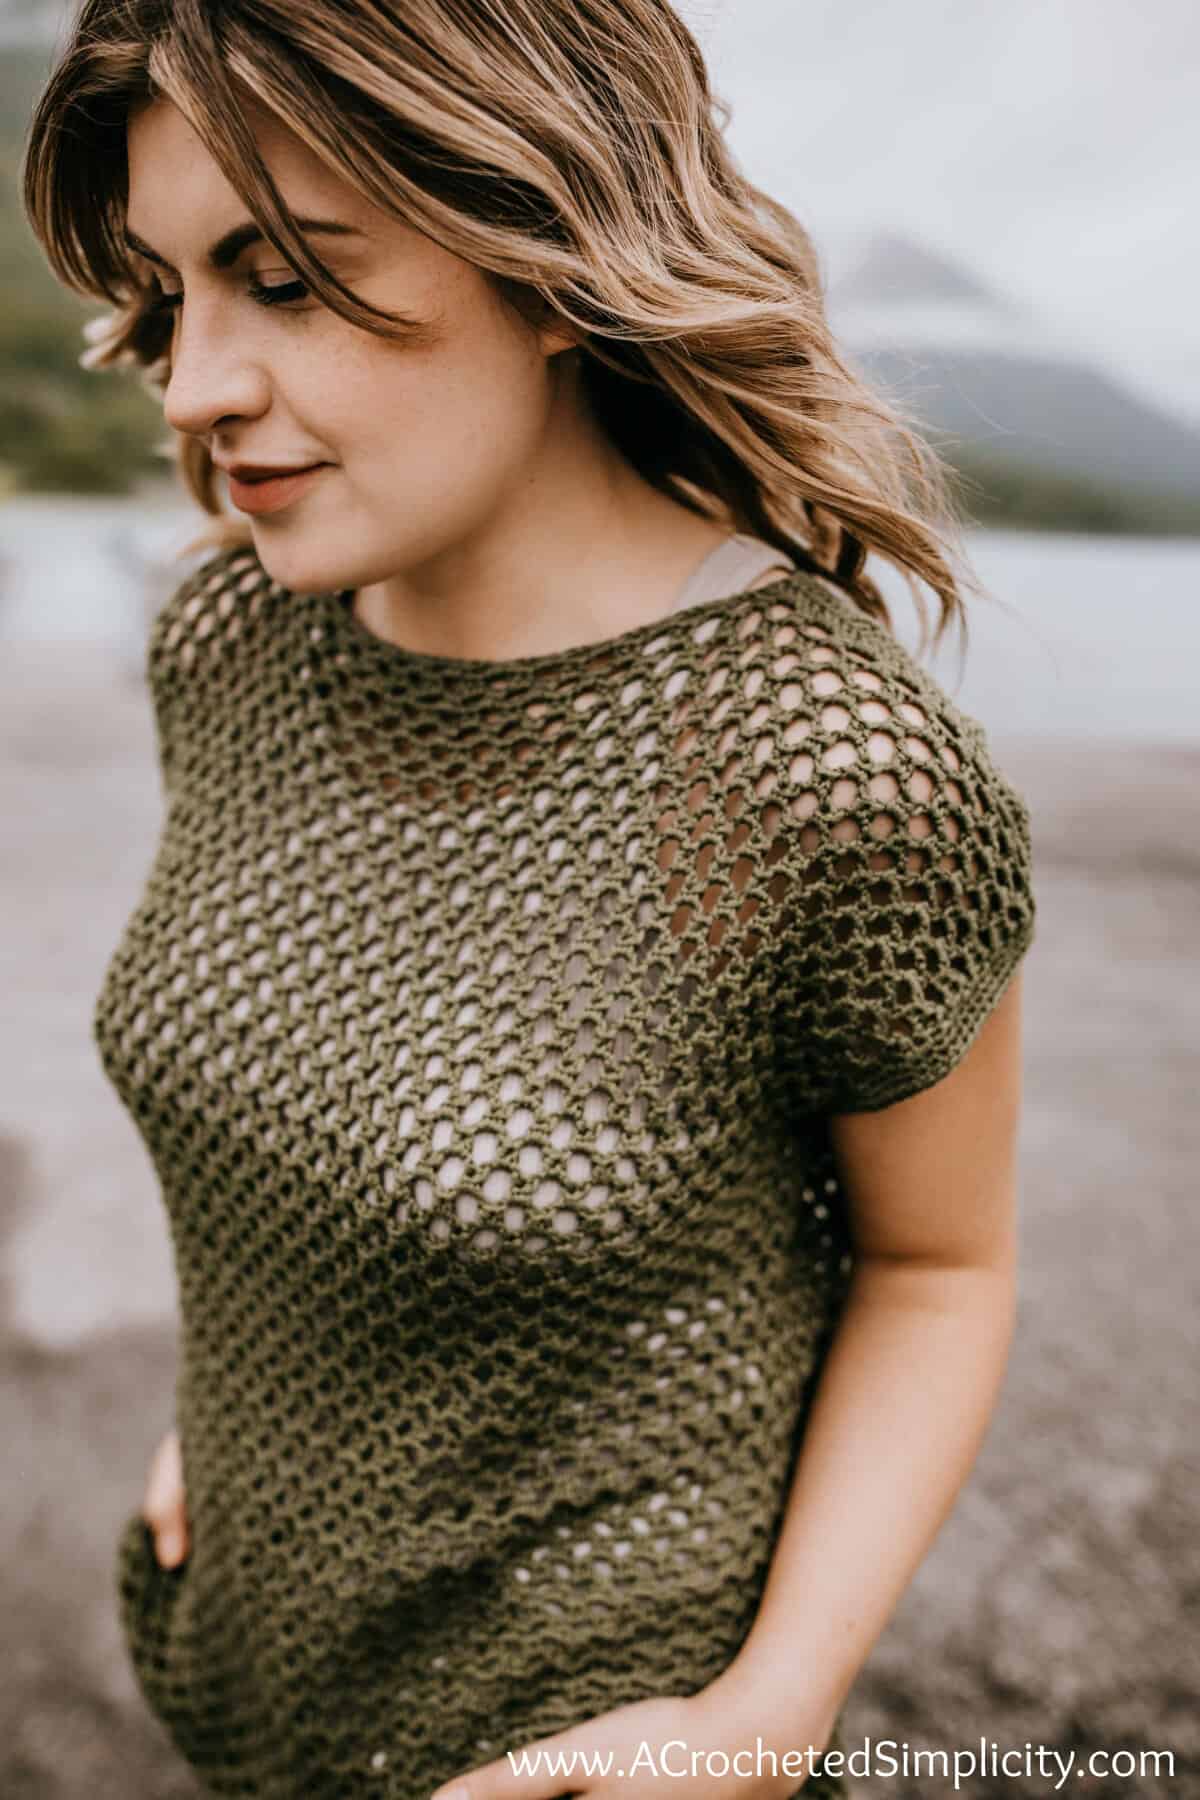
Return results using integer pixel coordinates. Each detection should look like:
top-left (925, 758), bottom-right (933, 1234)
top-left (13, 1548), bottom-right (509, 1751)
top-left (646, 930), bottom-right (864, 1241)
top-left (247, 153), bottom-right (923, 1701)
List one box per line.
top-left (124, 95), bottom-right (579, 601)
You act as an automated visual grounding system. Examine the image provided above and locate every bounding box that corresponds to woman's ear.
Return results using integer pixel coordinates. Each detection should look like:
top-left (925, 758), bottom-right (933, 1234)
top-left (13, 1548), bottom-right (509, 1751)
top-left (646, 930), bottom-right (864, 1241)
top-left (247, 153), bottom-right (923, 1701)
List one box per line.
top-left (538, 316), bottom-right (587, 361)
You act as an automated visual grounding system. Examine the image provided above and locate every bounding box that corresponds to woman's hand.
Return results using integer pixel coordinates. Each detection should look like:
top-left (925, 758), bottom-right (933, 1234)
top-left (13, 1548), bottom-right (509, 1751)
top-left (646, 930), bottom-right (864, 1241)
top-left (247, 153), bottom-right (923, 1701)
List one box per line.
top-left (427, 1685), bottom-right (835, 1800)
top-left (141, 1424), bottom-right (190, 1568)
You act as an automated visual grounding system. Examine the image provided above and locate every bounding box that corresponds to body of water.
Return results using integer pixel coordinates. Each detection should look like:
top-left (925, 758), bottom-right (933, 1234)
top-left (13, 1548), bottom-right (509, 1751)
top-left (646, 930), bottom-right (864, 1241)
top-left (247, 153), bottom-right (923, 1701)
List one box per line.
top-left (2, 490), bottom-right (1197, 745)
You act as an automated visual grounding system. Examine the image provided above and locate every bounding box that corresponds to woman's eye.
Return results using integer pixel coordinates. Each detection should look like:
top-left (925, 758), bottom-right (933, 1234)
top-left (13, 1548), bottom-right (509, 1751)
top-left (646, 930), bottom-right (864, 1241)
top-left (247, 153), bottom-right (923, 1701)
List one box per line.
top-left (145, 276), bottom-right (311, 312)
top-left (246, 276), bottom-right (312, 308)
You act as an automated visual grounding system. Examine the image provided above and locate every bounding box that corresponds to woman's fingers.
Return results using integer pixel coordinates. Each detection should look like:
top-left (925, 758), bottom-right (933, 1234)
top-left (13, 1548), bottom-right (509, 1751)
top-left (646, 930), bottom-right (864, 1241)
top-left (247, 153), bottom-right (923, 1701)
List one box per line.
top-left (142, 1425), bottom-right (190, 1567)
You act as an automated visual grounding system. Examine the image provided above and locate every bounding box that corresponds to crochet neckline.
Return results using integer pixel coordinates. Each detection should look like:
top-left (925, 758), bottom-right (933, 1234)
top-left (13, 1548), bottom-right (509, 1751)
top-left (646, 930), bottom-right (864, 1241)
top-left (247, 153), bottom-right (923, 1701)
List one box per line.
top-left (321, 565), bottom-right (810, 688)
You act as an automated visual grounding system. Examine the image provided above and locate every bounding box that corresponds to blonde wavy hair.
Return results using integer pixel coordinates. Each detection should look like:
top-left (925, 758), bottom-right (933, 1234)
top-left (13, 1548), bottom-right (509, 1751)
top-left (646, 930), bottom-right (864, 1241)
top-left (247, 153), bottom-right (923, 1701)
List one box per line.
top-left (23, 0), bottom-right (986, 656)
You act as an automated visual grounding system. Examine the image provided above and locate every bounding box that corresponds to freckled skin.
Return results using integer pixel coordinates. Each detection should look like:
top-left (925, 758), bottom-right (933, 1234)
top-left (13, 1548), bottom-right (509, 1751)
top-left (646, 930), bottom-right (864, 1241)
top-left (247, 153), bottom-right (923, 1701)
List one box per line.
top-left (126, 95), bottom-right (736, 661)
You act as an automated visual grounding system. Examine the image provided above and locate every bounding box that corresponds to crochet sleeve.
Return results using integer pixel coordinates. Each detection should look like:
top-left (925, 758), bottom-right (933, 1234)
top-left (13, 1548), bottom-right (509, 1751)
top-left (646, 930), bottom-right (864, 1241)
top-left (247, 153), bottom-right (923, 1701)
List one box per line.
top-left (141, 547), bottom-right (240, 801)
top-left (767, 607), bottom-right (1037, 1117)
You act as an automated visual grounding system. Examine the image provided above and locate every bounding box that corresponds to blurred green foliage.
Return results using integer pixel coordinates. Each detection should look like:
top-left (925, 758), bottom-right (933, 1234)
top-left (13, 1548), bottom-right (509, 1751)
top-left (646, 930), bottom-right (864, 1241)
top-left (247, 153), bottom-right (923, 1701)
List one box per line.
top-left (948, 450), bottom-right (1200, 538)
top-left (2, 46), bottom-right (167, 494)
top-left (2, 43), bottom-right (1198, 530)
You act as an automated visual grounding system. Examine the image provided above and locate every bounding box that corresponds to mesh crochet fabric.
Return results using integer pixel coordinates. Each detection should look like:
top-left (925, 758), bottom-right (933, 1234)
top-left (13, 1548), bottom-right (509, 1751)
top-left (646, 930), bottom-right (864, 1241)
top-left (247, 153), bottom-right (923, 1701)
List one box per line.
top-left (96, 545), bottom-right (1037, 1799)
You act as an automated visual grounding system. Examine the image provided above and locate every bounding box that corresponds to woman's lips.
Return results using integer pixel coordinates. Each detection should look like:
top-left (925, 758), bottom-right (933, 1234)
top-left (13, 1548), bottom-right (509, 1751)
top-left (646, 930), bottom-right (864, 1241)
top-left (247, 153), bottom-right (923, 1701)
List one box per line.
top-left (227, 463), bottom-right (329, 515)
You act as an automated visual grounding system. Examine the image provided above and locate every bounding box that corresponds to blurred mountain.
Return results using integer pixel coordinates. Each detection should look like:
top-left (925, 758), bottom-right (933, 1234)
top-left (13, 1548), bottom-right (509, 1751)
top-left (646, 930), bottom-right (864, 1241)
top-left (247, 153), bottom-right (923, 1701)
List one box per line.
top-left (827, 231), bottom-right (1200, 502)
top-left (830, 233), bottom-right (1021, 318)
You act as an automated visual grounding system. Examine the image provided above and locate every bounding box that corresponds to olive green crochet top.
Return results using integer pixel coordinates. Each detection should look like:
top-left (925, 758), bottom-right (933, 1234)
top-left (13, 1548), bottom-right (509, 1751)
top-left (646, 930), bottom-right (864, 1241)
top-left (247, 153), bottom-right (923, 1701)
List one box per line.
top-left (97, 544), bottom-right (1036, 1800)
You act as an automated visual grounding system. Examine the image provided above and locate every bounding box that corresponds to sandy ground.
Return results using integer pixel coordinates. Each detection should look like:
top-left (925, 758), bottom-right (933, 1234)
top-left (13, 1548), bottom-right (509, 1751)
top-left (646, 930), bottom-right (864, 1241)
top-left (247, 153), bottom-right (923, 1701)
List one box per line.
top-left (1, 641), bottom-right (1196, 1798)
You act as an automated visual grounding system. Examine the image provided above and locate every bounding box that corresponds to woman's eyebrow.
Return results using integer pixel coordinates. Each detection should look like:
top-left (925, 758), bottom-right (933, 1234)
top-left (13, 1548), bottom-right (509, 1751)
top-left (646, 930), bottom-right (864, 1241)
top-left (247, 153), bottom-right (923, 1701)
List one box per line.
top-left (123, 217), bottom-right (365, 273)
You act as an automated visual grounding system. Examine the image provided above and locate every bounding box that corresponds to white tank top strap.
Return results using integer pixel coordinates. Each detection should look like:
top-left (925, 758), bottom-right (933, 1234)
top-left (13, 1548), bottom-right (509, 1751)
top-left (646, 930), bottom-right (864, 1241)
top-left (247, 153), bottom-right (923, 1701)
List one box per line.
top-left (670, 532), bottom-right (797, 614)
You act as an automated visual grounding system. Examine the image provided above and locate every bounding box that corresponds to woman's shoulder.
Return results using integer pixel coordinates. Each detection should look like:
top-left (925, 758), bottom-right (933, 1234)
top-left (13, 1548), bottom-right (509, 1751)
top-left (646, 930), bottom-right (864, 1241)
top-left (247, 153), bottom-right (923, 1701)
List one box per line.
top-left (146, 540), bottom-right (273, 687)
top-left (755, 573), bottom-right (1037, 1114)
top-left (752, 570), bottom-right (1028, 823)
top-left (770, 572), bottom-right (992, 744)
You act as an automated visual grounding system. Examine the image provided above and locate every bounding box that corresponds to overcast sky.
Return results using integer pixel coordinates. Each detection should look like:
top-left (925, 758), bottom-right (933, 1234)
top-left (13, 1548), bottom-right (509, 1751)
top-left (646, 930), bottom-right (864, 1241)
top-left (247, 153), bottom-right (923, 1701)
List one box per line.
top-left (682, 0), bottom-right (1199, 427)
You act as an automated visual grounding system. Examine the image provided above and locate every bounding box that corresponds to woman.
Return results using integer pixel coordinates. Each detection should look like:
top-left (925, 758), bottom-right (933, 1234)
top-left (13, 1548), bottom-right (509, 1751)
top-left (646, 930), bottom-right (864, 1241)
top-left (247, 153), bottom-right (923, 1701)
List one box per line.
top-left (23, 3), bottom-right (1036, 1798)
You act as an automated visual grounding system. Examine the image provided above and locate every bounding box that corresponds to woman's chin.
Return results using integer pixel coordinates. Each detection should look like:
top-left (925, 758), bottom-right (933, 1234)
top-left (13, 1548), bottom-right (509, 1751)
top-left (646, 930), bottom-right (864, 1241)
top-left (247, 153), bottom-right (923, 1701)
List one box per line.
top-left (244, 536), bottom-right (353, 599)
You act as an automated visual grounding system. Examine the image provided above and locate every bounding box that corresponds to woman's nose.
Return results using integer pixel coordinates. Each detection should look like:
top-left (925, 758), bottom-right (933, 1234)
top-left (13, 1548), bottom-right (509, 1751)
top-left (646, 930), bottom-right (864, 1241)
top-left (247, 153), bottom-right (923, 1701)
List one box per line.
top-left (161, 301), bottom-right (272, 439)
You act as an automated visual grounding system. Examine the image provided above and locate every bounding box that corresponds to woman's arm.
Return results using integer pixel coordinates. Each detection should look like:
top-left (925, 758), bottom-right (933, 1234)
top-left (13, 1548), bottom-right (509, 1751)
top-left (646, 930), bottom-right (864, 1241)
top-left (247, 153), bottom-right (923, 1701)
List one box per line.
top-left (698, 967), bottom-right (1026, 1752)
